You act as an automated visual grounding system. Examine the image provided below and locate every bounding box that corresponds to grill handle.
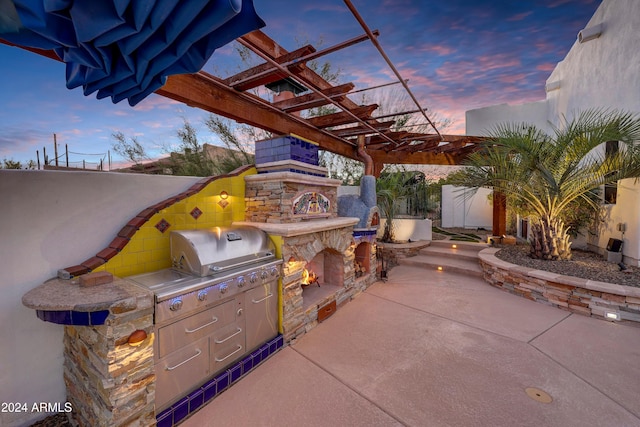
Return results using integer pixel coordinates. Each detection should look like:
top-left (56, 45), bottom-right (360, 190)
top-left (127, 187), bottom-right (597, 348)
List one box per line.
top-left (214, 327), bottom-right (242, 344)
top-left (184, 317), bottom-right (218, 333)
top-left (251, 293), bottom-right (273, 304)
top-left (165, 349), bottom-right (202, 371)
top-left (215, 345), bottom-right (243, 362)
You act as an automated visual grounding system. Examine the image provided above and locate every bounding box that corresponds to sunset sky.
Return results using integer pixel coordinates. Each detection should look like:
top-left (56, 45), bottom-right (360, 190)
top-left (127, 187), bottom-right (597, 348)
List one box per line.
top-left (0, 0), bottom-right (600, 168)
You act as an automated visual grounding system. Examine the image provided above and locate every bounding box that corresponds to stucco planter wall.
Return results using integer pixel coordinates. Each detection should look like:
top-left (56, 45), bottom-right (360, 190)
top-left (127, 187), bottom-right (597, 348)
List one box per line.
top-left (377, 218), bottom-right (432, 242)
top-left (478, 248), bottom-right (640, 324)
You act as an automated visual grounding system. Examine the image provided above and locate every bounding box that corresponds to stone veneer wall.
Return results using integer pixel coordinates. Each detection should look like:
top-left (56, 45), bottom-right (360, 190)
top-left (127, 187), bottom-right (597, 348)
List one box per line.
top-left (479, 248), bottom-right (640, 324)
top-left (278, 227), bottom-right (376, 341)
top-left (244, 172), bottom-right (341, 223)
top-left (63, 290), bottom-right (155, 426)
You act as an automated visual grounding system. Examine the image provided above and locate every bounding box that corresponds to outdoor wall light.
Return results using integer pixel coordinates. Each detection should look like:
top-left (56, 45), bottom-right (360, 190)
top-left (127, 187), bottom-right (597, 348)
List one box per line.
top-left (452, 244), bottom-right (457, 249)
top-left (545, 81), bottom-right (561, 92)
top-left (127, 329), bottom-right (147, 346)
top-left (437, 266), bottom-right (443, 271)
top-left (220, 191), bottom-right (229, 200)
top-left (578, 23), bottom-right (603, 43)
top-left (604, 310), bottom-right (621, 321)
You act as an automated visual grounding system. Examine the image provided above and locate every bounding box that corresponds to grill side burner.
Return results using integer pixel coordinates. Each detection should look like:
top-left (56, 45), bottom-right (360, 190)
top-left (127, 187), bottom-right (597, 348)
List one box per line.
top-left (127, 226), bottom-right (282, 410)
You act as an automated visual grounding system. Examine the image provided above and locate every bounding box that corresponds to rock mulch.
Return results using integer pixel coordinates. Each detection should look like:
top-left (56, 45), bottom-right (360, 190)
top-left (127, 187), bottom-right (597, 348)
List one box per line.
top-left (494, 244), bottom-right (640, 288)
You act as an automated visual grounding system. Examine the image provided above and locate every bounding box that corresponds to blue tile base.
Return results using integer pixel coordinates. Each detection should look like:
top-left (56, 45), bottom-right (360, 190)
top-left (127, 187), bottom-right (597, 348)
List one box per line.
top-left (36, 309), bottom-right (109, 326)
top-left (156, 334), bottom-right (284, 427)
top-left (257, 168), bottom-right (326, 177)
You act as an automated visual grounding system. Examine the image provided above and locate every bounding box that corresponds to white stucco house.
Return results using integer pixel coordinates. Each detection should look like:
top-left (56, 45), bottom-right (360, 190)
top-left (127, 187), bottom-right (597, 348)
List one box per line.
top-left (466, 0), bottom-right (640, 266)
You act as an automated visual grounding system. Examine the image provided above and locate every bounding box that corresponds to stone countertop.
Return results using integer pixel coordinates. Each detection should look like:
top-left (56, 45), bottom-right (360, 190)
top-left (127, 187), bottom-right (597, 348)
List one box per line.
top-left (234, 217), bottom-right (359, 237)
top-left (22, 276), bottom-right (153, 312)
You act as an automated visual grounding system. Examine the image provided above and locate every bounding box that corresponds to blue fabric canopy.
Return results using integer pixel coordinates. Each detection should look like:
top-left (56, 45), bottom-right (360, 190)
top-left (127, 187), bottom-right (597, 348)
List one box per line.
top-left (0, 0), bottom-right (265, 105)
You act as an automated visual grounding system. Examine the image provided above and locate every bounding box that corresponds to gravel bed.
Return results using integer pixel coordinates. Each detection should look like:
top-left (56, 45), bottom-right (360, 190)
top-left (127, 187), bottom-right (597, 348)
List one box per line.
top-left (494, 244), bottom-right (640, 288)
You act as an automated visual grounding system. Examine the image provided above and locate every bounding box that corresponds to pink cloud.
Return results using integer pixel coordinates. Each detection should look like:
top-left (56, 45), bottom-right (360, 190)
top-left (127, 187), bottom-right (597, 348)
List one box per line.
top-left (415, 44), bottom-right (455, 56)
top-left (536, 63), bottom-right (556, 72)
top-left (498, 73), bottom-right (527, 84)
top-left (507, 11), bottom-right (533, 22)
top-left (133, 94), bottom-right (181, 112)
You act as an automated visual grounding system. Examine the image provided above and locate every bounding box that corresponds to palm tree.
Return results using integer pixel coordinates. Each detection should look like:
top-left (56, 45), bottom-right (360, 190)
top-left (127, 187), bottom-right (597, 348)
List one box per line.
top-left (376, 170), bottom-right (414, 242)
top-left (452, 109), bottom-right (640, 260)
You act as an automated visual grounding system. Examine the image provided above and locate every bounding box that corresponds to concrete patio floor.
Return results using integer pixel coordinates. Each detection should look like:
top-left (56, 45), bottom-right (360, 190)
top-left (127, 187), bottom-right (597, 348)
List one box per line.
top-left (182, 265), bottom-right (640, 427)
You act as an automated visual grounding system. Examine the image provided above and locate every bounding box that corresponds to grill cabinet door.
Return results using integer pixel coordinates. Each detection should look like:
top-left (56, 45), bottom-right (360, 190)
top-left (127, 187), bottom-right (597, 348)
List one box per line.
top-left (244, 281), bottom-right (278, 353)
top-left (155, 336), bottom-right (209, 410)
top-left (157, 298), bottom-right (236, 359)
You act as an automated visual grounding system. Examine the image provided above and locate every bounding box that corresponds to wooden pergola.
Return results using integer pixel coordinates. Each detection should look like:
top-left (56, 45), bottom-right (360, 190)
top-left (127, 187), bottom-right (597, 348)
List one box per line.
top-left (0, 1), bottom-right (505, 235)
top-left (156, 28), bottom-right (486, 177)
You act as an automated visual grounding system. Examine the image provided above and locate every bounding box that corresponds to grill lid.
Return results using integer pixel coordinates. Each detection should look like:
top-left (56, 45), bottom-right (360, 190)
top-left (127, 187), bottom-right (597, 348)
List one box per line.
top-left (170, 226), bottom-right (276, 277)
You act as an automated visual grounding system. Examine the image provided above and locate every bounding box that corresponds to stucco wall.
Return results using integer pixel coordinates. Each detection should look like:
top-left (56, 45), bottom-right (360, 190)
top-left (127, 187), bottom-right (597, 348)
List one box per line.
top-left (0, 170), bottom-right (201, 427)
top-left (441, 185), bottom-right (492, 230)
top-left (466, 100), bottom-right (550, 136)
top-left (545, 0), bottom-right (640, 125)
top-left (465, 0), bottom-right (640, 265)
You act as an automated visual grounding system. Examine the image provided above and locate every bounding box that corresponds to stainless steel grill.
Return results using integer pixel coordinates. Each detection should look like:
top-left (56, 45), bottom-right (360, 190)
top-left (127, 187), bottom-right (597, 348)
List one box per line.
top-left (127, 225), bottom-right (282, 410)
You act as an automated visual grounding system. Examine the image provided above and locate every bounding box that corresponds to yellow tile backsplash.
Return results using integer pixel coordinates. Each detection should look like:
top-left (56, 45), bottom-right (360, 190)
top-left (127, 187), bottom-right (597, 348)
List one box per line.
top-left (94, 167), bottom-right (254, 277)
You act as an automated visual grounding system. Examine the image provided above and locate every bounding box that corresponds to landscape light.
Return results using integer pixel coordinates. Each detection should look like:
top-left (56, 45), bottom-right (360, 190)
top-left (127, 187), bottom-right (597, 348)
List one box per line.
top-left (604, 311), bottom-right (621, 321)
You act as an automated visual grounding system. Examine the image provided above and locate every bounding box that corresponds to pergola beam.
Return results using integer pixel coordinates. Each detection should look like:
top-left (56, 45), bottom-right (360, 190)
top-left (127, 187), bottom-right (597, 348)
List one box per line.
top-left (272, 82), bottom-right (355, 112)
top-left (332, 120), bottom-right (396, 137)
top-left (224, 44), bottom-right (315, 91)
top-left (156, 72), bottom-right (359, 160)
top-left (307, 104), bottom-right (379, 128)
top-left (369, 148), bottom-right (474, 166)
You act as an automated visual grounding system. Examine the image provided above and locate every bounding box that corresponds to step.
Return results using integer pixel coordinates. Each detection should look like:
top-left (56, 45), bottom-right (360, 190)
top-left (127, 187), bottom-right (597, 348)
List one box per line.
top-left (419, 245), bottom-right (484, 262)
top-left (398, 253), bottom-right (484, 277)
top-left (428, 240), bottom-right (489, 252)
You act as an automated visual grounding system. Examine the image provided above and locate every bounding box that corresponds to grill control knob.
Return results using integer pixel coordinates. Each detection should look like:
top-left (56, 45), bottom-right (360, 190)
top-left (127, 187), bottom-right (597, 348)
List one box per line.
top-left (237, 276), bottom-right (245, 288)
top-left (219, 283), bottom-right (229, 294)
top-left (197, 290), bottom-right (208, 302)
top-left (169, 298), bottom-right (183, 312)
top-left (261, 270), bottom-right (268, 280)
top-left (249, 273), bottom-right (258, 284)
top-left (270, 267), bottom-right (278, 277)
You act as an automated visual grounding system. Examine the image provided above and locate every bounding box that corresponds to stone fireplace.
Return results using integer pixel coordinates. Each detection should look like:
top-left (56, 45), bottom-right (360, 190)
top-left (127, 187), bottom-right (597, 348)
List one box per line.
top-left (235, 135), bottom-right (378, 341)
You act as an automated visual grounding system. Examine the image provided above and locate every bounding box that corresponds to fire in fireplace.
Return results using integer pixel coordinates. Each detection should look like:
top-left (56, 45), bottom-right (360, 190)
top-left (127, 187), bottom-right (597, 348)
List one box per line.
top-left (301, 268), bottom-right (320, 287)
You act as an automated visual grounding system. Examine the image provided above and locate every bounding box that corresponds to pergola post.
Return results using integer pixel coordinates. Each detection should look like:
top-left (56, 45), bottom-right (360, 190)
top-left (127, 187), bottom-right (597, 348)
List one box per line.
top-left (492, 190), bottom-right (507, 236)
top-left (372, 161), bottom-right (384, 178)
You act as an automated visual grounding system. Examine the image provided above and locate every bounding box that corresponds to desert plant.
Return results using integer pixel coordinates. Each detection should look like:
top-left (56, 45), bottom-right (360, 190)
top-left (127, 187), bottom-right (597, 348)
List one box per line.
top-left (376, 169), bottom-right (414, 242)
top-left (452, 108), bottom-right (640, 260)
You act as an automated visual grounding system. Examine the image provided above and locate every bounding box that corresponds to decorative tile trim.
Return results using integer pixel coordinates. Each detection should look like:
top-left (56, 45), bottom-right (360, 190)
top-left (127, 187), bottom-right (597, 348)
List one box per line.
top-left (156, 334), bottom-right (284, 427)
top-left (81, 257), bottom-right (105, 271)
top-left (136, 207), bottom-right (159, 220)
top-left (109, 236), bottom-right (130, 251)
top-left (96, 247), bottom-right (118, 261)
top-left (57, 165), bottom-right (255, 278)
top-left (190, 207), bottom-right (203, 220)
top-left (117, 225), bottom-right (138, 239)
top-left (155, 218), bottom-right (171, 233)
top-left (36, 309), bottom-right (110, 326)
top-left (257, 168), bottom-right (326, 177)
top-left (353, 229), bottom-right (378, 244)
